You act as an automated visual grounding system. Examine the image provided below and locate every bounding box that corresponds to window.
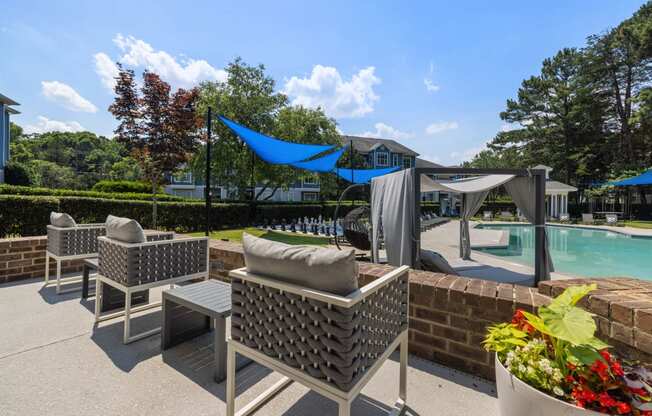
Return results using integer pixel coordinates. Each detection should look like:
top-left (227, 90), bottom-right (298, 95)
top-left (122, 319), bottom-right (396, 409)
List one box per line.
top-left (302, 175), bottom-right (319, 186)
top-left (302, 191), bottom-right (319, 201)
top-left (402, 156), bottom-right (412, 169)
top-left (392, 154), bottom-right (400, 166)
top-left (173, 171), bottom-right (193, 184)
top-left (376, 152), bottom-right (389, 167)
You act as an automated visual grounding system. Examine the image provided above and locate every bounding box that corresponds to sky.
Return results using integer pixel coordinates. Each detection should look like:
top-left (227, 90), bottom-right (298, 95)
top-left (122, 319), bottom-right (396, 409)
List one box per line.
top-left (0, 0), bottom-right (646, 166)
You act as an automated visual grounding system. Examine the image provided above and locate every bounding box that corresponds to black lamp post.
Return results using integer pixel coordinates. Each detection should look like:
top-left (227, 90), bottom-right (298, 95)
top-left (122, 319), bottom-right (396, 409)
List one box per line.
top-left (205, 107), bottom-right (212, 237)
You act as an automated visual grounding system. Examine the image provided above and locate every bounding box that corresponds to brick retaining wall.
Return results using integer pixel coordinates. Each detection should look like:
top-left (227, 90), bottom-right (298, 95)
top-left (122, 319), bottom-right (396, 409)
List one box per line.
top-left (0, 236), bottom-right (83, 284)
top-left (2, 236), bottom-right (651, 380)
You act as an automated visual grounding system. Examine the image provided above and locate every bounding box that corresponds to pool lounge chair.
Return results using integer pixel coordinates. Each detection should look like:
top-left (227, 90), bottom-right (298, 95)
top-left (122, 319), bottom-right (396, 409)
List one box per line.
top-left (500, 211), bottom-right (515, 221)
top-left (605, 214), bottom-right (618, 226)
top-left (483, 211), bottom-right (493, 221)
top-left (582, 213), bottom-right (594, 225)
top-left (226, 235), bottom-right (409, 416)
top-left (559, 213), bottom-right (570, 223)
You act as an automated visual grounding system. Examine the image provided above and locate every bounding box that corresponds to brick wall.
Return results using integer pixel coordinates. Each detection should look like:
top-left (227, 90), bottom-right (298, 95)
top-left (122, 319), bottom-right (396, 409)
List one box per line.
top-left (0, 236), bottom-right (83, 284)
top-left (2, 236), bottom-right (651, 380)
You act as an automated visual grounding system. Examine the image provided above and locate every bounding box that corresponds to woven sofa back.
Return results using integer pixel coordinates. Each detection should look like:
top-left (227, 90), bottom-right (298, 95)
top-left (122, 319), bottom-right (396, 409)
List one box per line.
top-left (47, 225), bottom-right (106, 257)
top-left (230, 272), bottom-right (408, 392)
top-left (98, 236), bottom-right (208, 286)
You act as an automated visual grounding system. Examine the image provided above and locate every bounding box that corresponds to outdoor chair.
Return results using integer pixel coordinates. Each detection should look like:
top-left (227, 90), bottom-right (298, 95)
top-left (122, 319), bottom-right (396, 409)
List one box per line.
top-left (226, 234), bottom-right (409, 416)
top-left (559, 213), bottom-right (570, 223)
top-left (582, 213), bottom-right (594, 225)
top-left (500, 211), bottom-right (515, 221)
top-left (46, 212), bottom-right (106, 294)
top-left (95, 215), bottom-right (209, 344)
top-left (605, 213), bottom-right (618, 226)
top-left (483, 211), bottom-right (493, 221)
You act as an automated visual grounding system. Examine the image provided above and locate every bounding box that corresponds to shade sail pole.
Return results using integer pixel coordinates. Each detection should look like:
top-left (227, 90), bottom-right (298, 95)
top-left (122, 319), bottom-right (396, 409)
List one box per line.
top-left (350, 140), bottom-right (354, 205)
top-left (534, 170), bottom-right (546, 284)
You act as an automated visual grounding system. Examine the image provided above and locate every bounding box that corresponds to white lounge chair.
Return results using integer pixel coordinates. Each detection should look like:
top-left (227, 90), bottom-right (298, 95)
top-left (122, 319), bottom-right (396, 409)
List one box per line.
top-left (605, 214), bottom-right (618, 226)
top-left (559, 213), bottom-right (570, 223)
top-left (483, 211), bottom-right (493, 221)
top-left (582, 213), bottom-right (594, 225)
top-left (500, 211), bottom-right (515, 221)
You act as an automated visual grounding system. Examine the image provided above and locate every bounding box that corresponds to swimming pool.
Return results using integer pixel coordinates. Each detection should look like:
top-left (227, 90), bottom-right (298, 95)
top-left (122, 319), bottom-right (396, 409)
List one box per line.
top-left (476, 224), bottom-right (652, 280)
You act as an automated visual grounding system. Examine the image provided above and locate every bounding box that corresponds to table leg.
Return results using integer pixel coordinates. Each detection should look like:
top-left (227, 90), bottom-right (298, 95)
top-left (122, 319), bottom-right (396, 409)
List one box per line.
top-left (161, 296), bottom-right (171, 350)
top-left (82, 265), bottom-right (90, 300)
top-left (214, 316), bottom-right (227, 383)
top-left (94, 278), bottom-right (103, 323)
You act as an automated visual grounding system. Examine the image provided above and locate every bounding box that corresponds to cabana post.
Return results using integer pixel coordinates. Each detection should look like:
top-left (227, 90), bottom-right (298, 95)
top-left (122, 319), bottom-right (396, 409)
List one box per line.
top-left (411, 167), bottom-right (547, 285)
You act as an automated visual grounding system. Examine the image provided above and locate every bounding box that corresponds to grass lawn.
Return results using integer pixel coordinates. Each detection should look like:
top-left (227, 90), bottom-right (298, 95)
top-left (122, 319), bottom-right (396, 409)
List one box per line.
top-left (623, 220), bottom-right (652, 229)
top-left (189, 227), bottom-right (329, 245)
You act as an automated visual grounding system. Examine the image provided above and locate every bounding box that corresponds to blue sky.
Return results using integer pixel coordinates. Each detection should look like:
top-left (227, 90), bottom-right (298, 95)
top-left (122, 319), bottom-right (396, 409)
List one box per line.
top-left (1, 0), bottom-right (645, 165)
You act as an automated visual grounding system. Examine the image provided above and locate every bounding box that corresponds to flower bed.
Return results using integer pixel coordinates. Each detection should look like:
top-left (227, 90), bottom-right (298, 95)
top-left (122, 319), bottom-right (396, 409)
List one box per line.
top-left (485, 284), bottom-right (652, 415)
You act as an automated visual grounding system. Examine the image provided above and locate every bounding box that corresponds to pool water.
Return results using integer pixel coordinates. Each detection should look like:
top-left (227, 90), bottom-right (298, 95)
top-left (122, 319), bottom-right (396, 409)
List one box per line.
top-left (476, 224), bottom-right (652, 280)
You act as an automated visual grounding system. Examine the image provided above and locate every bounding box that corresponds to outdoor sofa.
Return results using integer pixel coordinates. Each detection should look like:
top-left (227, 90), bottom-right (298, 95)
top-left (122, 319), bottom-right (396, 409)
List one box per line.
top-left (582, 213), bottom-right (594, 224)
top-left (95, 215), bottom-right (209, 344)
top-left (226, 234), bottom-right (409, 416)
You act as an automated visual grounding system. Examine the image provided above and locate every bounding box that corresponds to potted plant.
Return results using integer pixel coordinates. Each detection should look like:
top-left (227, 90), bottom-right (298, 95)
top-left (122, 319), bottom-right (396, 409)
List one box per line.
top-left (484, 284), bottom-right (652, 416)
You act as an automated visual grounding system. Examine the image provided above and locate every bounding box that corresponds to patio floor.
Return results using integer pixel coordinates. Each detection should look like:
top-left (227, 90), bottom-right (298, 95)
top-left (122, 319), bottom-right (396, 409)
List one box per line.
top-left (0, 276), bottom-right (498, 416)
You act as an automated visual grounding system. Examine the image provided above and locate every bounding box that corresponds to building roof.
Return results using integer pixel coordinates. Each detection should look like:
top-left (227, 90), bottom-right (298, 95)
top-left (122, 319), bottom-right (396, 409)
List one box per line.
top-left (416, 157), bottom-right (444, 168)
top-left (0, 93), bottom-right (19, 106)
top-left (546, 180), bottom-right (578, 193)
top-left (340, 135), bottom-right (419, 156)
top-left (6, 107), bottom-right (20, 115)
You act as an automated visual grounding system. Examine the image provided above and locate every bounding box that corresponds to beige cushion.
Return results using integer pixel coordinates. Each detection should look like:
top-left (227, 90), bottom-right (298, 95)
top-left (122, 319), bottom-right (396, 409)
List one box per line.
top-left (50, 212), bottom-right (76, 228)
top-left (105, 215), bottom-right (146, 243)
top-left (420, 249), bottom-right (458, 275)
top-left (242, 233), bottom-right (358, 296)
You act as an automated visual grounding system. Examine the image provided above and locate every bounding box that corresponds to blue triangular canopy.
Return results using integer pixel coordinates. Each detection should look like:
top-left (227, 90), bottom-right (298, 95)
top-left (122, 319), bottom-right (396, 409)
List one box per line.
top-left (218, 115), bottom-right (335, 164)
top-left (335, 166), bottom-right (401, 184)
top-left (611, 170), bottom-right (652, 186)
top-left (290, 147), bottom-right (346, 173)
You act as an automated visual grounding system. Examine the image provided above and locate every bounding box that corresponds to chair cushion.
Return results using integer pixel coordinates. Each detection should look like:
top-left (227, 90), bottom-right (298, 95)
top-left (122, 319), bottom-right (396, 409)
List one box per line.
top-left (242, 233), bottom-right (358, 296)
top-left (50, 212), bottom-right (77, 228)
top-left (105, 215), bottom-right (146, 243)
top-left (420, 249), bottom-right (458, 275)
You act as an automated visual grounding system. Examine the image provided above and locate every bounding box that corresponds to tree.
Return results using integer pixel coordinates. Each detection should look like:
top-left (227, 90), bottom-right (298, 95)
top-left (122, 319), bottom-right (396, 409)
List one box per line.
top-left (109, 65), bottom-right (201, 225)
top-left (9, 122), bottom-right (23, 141)
top-left (4, 161), bottom-right (31, 186)
top-left (27, 160), bottom-right (77, 189)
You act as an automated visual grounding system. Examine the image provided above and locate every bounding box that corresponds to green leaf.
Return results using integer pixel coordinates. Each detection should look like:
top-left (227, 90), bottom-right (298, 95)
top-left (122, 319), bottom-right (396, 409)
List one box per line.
top-left (568, 344), bottom-right (603, 365)
top-left (548, 284), bottom-right (597, 312)
top-left (522, 310), bottom-right (552, 336)
top-left (539, 306), bottom-right (597, 345)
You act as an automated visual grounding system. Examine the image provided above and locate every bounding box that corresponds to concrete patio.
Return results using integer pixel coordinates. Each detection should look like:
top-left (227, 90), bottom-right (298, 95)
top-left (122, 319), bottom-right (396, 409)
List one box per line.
top-left (0, 276), bottom-right (498, 416)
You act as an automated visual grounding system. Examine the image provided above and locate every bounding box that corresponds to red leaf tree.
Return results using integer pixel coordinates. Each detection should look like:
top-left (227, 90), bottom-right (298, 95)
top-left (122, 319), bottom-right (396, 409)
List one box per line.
top-left (109, 64), bottom-right (201, 226)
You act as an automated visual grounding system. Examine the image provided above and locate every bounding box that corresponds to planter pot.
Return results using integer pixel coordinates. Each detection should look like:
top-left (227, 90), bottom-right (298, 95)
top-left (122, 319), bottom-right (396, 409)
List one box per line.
top-left (495, 354), bottom-right (603, 416)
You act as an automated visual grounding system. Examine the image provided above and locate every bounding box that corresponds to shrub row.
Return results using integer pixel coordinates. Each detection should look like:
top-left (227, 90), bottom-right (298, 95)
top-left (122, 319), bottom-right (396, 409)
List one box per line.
top-left (91, 180), bottom-right (158, 194)
top-left (0, 184), bottom-right (186, 202)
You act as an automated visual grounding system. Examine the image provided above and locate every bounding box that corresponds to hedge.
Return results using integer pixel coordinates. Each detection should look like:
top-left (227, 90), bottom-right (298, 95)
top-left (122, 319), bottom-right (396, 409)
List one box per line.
top-left (91, 180), bottom-right (158, 194)
top-left (0, 184), bottom-right (186, 202)
top-left (0, 195), bottom-right (60, 237)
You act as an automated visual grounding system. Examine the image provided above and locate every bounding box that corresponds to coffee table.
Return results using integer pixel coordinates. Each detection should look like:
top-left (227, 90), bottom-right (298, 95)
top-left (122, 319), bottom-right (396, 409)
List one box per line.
top-left (161, 280), bottom-right (250, 382)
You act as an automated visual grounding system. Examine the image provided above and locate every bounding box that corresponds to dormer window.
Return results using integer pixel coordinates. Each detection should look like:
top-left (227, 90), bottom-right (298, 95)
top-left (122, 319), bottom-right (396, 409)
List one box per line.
top-left (376, 151), bottom-right (389, 167)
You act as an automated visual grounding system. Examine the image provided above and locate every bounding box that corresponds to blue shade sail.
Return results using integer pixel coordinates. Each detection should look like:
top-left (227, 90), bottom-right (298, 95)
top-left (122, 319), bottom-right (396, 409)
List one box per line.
top-left (335, 166), bottom-right (401, 184)
top-left (290, 147), bottom-right (346, 172)
top-left (217, 115), bottom-right (335, 164)
top-left (610, 170), bottom-right (652, 186)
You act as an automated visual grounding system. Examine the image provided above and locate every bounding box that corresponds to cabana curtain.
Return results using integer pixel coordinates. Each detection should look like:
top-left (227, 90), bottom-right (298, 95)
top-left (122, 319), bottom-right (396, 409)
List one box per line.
top-left (371, 169), bottom-right (415, 267)
top-left (504, 176), bottom-right (554, 280)
top-left (459, 191), bottom-right (490, 259)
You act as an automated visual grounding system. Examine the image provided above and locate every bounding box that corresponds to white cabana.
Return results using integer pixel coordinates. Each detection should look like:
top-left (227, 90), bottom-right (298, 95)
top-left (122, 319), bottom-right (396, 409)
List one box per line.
top-left (370, 168), bottom-right (553, 283)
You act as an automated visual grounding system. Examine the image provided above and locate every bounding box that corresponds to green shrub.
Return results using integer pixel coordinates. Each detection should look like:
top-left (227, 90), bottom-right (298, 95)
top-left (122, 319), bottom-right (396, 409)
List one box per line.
top-left (4, 162), bottom-right (32, 186)
top-left (0, 184), bottom-right (185, 202)
top-left (92, 180), bottom-right (157, 194)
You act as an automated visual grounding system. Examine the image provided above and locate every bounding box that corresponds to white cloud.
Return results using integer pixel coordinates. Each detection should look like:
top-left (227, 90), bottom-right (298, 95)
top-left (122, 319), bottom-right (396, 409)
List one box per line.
top-left (94, 52), bottom-right (120, 91)
top-left (110, 34), bottom-right (227, 89)
top-left (450, 141), bottom-right (489, 162)
top-left (41, 81), bottom-right (97, 113)
top-left (24, 116), bottom-right (85, 134)
top-left (424, 78), bottom-right (440, 92)
top-left (283, 65), bottom-right (381, 118)
top-left (360, 122), bottom-right (412, 140)
top-left (425, 121), bottom-right (458, 135)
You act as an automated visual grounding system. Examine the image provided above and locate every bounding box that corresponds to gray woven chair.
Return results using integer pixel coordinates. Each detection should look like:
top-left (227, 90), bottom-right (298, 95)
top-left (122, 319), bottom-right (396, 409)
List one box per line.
top-left (95, 234), bottom-right (209, 344)
top-left (226, 265), bottom-right (410, 416)
top-left (46, 223), bottom-right (106, 294)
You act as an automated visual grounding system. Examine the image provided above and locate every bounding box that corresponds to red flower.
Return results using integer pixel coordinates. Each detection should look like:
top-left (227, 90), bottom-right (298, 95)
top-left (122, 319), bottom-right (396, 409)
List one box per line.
top-left (591, 359), bottom-right (610, 382)
top-left (629, 387), bottom-right (648, 397)
top-left (615, 401), bottom-right (630, 414)
top-left (599, 350), bottom-right (612, 364)
top-left (598, 392), bottom-right (617, 408)
top-left (611, 361), bottom-right (624, 377)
